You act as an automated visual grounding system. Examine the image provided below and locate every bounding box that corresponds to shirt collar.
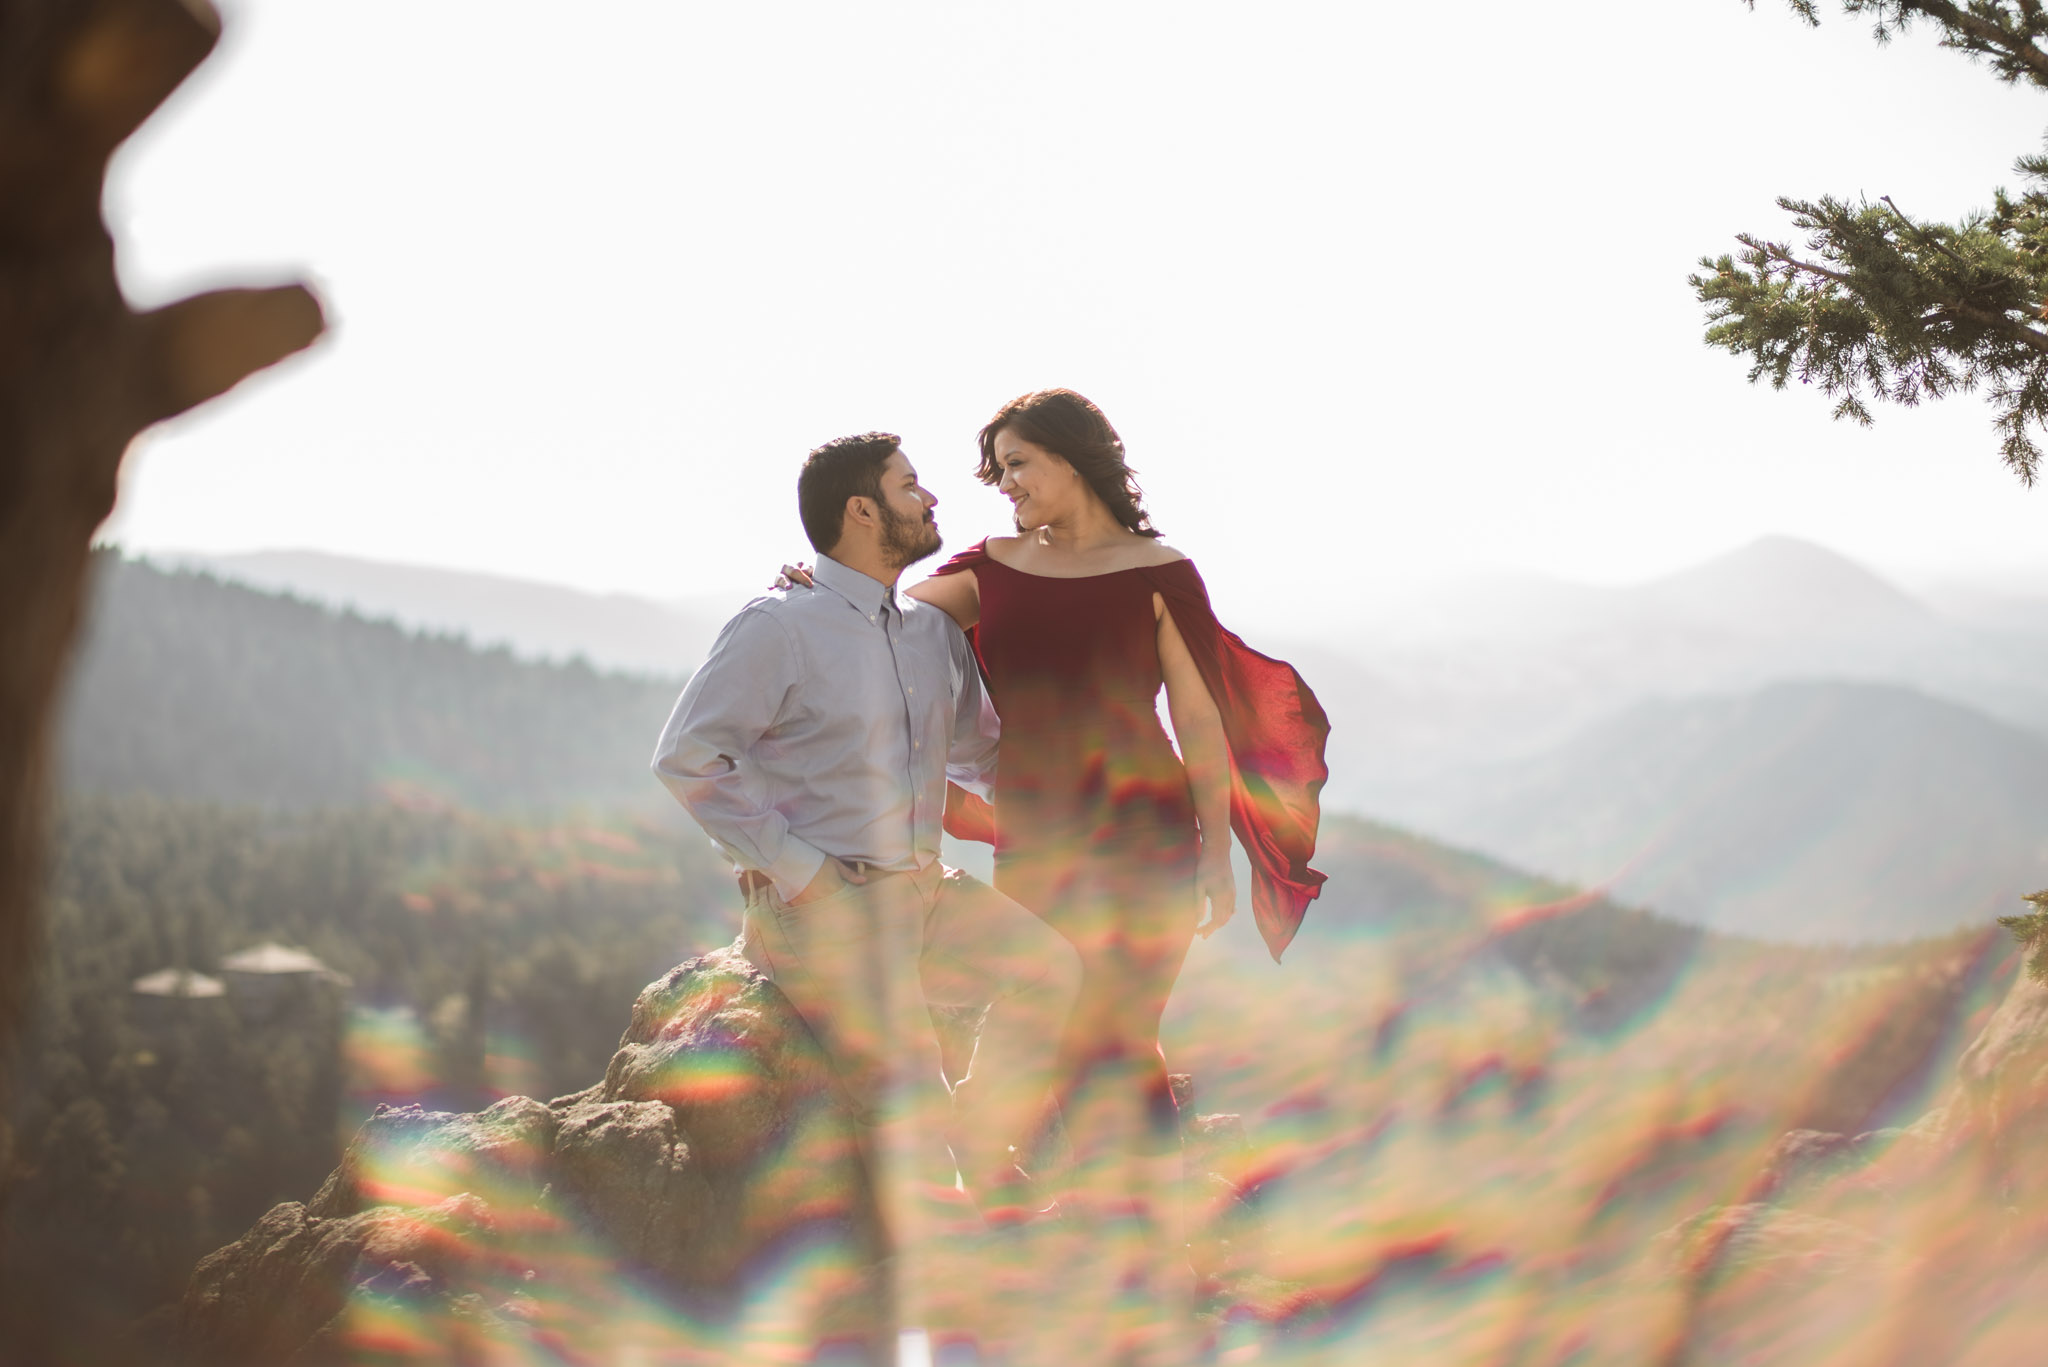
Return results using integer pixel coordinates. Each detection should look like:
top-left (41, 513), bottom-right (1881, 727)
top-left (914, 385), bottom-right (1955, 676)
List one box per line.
top-left (813, 554), bottom-right (899, 622)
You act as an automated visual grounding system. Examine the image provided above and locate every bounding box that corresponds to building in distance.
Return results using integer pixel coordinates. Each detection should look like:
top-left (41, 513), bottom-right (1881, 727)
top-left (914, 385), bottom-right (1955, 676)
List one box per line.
top-left (129, 967), bottom-right (228, 1029)
top-left (219, 942), bottom-right (352, 1021)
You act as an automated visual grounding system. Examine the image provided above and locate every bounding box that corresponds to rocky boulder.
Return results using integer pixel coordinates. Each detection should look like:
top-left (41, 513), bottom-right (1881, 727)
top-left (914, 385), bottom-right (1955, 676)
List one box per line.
top-left (173, 941), bottom-right (1262, 1365)
top-left (601, 943), bottom-right (876, 1276)
top-left (1644, 1201), bottom-right (1902, 1365)
top-left (1657, 1202), bottom-right (1893, 1282)
top-left (1750, 1126), bottom-right (1912, 1203)
top-left (1951, 970), bottom-right (2048, 1184)
top-left (546, 1095), bottom-right (720, 1284)
top-left (178, 1194), bottom-right (514, 1365)
top-left (306, 1094), bottom-right (559, 1220)
top-left (1797, 967), bottom-right (2048, 1208)
top-left (175, 943), bottom-right (882, 1365)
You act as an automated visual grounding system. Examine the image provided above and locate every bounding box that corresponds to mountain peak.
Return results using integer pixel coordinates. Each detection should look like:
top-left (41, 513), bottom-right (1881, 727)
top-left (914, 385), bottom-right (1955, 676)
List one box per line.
top-left (1636, 536), bottom-right (1933, 635)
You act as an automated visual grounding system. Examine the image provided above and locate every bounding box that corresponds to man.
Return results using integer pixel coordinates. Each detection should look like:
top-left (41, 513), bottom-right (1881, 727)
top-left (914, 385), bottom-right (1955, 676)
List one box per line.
top-left (651, 432), bottom-right (1080, 1356)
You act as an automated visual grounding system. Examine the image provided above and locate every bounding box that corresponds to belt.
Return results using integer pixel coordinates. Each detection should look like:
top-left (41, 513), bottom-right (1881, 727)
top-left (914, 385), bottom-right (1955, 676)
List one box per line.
top-left (737, 860), bottom-right (882, 902)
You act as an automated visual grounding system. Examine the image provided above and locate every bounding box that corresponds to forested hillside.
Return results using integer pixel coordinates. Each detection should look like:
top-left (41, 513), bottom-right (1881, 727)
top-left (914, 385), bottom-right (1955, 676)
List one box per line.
top-left (1, 797), bottom-right (736, 1365)
top-left (57, 555), bottom-right (687, 814)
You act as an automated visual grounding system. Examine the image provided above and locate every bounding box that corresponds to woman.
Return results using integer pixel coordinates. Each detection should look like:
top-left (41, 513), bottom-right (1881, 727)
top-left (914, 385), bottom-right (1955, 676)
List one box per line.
top-left (909, 390), bottom-right (1329, 1330)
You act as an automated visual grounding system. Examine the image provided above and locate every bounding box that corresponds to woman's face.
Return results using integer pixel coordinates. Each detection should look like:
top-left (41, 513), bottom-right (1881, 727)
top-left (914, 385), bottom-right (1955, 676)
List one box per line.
top-left (990, 427), bottom-right (1081, 530)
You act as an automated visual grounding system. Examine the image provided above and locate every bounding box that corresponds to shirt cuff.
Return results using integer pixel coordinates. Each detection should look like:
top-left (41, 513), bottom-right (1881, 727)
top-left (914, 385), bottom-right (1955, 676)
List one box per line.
top-left (764, 839), bottom-right (830, 904)
top-left (946, 765), bottom-right (995, 801)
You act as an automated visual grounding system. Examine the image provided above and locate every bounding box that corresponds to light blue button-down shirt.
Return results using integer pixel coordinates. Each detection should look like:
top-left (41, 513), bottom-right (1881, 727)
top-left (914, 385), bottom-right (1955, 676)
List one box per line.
top-left (651, 554), bottom-right (1000, 900)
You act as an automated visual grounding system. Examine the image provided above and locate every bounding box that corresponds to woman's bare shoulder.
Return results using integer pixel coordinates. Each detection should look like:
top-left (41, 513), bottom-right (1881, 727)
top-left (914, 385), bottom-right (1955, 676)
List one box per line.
top-left (980, 533), bottom-right (1027, 566)
top-left (1134, 539), bottom-right (1191, 567)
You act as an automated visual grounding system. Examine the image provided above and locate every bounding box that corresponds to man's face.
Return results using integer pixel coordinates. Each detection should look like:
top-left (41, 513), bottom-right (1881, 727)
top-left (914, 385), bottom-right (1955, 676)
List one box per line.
top-left (873, 449), bottom-right (942, 569)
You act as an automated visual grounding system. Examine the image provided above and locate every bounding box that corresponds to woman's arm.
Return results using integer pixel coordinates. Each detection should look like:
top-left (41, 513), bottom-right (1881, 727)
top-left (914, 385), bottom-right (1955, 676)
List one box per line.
top-left (1156, 594), bottom-right (1237, 938)
top-left (905, 569), bottom-right (980, 630)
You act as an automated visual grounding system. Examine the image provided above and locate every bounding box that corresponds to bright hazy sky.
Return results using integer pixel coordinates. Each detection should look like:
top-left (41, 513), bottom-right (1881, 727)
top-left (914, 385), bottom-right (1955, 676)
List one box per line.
top-left (104, 0), bottom-right (2047, 626)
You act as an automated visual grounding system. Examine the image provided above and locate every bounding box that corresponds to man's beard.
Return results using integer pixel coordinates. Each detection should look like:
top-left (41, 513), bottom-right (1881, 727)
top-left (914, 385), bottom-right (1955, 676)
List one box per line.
top-left (879, 501), bottom-right (942, 570)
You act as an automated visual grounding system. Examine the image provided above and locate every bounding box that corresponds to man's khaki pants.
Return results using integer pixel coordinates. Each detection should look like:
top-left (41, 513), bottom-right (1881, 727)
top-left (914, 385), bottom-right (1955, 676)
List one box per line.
top-left (739, 861), bottom-right (1081, 1346)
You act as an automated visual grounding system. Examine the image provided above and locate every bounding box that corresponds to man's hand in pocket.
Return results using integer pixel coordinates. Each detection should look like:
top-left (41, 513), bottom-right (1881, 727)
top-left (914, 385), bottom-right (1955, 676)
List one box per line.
top-left (788, 857), bottom-right (866, 906)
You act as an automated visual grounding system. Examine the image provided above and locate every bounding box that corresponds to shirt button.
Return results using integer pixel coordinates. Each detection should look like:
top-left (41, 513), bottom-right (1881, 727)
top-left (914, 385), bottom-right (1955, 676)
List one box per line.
top-left (906, 686), bottom-right (915, 695)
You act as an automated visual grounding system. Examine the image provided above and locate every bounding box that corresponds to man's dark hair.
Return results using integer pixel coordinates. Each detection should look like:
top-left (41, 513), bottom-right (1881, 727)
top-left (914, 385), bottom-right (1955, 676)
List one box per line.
top-left (798, 431), bottom-right (901, 554)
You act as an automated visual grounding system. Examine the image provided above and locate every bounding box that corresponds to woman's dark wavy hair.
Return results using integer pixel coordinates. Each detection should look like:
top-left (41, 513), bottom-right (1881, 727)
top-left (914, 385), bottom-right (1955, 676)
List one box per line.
top-left (976, 388), bottom-right (1160, 538)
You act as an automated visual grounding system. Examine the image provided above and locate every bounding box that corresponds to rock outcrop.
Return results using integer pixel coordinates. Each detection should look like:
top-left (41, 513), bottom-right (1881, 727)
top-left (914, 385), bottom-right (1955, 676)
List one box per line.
top-left (176, 1193), bottom-right (507, 1364)
top-left (176, 944), bottom-right (880, 1363)
top-left (1657, 1201), bottom-right (1894, 1282)
top-left (1949, 969), bottom-right (2048, 1193)
top-left (1647, 963), bottom-right (2048, 1367)
top-left (1751, 1127), bottom-right (1903, 1202)
top-left (174, 942), bottom-right (1258, 1364)
top-left (1739, 969), bottom-right (2048, 1215)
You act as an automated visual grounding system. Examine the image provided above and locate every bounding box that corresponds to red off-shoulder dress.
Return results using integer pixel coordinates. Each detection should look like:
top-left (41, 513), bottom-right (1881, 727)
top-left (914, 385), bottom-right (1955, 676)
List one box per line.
top-left (932, 539), bottom-right (1328, 962)
top-left (930, 539), bottom-right (1328, 1151)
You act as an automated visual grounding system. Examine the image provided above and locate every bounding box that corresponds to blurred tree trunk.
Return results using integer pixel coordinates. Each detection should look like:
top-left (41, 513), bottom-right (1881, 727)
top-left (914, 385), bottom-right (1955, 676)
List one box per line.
top-left (0, 0), bottom-right (323, 1073)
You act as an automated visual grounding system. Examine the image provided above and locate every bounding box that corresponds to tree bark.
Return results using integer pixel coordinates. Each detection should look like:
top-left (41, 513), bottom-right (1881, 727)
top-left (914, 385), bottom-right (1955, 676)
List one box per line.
top-left (0, 0), bottom-right (323, 1071)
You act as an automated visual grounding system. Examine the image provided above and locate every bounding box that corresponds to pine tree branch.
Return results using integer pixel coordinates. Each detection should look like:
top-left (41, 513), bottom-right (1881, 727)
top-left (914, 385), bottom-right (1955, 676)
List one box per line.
top-left (1898, 1), bottom-right (2048, 86)
top-left (1950, 298), bottom-right (2048, 351)
top-left (1751, 241), bottom-right (2048, 353)
top-left (1879, 193), bottom-right (2048, 334)
top-left (1720, 6), bottom-right (2048, 480)
top-left (1740, 237), bottom-right (1859, 289)
top-left (1766, 4), bottom-right (2048, 88)
top-left (1878, 195), bottom-right (1965, 263)
top-left (1998, 891), bottom-right (2048, 983)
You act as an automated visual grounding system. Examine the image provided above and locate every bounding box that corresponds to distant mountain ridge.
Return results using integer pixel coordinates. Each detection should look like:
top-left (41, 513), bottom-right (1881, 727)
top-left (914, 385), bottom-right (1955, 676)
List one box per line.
top-left (1414, 680), bottom-right (2048, 942)
top-left (156, 549), bottom-right (728, 678)
top-left (1384, 536), bottom-right (1939, 646)
top-left (60, 555), bottom-right (684, 814)
top-left (1283, 538), bottom-right (2048, 940)
top-left (1309, 536), bottom-right (2048, 820)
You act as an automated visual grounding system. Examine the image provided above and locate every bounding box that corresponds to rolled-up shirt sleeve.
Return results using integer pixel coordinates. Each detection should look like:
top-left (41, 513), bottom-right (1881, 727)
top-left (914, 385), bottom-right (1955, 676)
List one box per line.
top-left (943, 623), bottom-right (1000, 799)
top-left (651, 608), bottom-right (828, 900)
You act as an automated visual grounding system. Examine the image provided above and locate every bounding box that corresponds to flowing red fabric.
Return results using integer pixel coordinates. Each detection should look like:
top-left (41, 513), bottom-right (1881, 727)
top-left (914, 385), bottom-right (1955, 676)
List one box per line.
top-left (931, 542), bottom-right (1329, 961)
